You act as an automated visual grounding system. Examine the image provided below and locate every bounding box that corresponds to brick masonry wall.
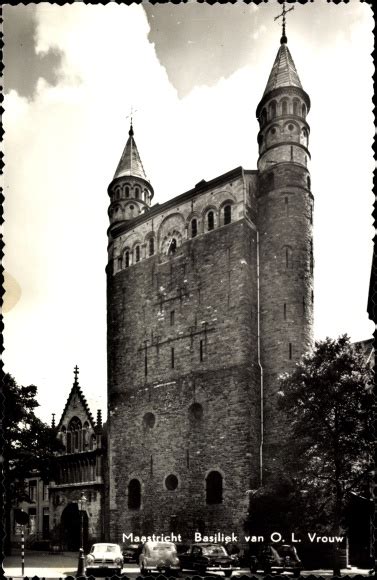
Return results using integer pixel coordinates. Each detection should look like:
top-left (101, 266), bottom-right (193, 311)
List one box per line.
top-left (107, 216), bottom-right (261, 542)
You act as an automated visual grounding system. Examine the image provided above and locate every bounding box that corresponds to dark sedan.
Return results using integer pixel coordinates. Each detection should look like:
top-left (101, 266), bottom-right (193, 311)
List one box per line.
top-left (179, 543), bottom-right (239, 577)
top-left (250, 544), bottom-right (303, 576)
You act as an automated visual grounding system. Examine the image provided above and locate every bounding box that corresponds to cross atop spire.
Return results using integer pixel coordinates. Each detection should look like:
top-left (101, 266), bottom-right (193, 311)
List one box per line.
top-left (73, 365), bottom-right (79, 385)
top-left (274, 0), bottom-right (294, 45)
top-left (126, 106), bottom-right (138, 137)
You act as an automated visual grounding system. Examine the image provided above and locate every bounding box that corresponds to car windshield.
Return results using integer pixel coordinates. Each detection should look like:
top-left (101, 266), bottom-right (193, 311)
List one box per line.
top-left (153, 544), bottom-right (175, 552)
top-left (202, 546), bottom-right (228, 556)
top-left (91, 544), bottom-right (118, 553)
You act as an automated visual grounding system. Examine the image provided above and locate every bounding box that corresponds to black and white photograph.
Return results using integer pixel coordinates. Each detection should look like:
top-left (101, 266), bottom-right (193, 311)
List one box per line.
top-left (2, 1), bottom-right (375, 578)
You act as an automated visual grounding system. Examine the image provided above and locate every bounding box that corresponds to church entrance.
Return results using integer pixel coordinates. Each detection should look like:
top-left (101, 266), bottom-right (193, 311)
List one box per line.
top-left (60, 503), bottom-right (88, 551)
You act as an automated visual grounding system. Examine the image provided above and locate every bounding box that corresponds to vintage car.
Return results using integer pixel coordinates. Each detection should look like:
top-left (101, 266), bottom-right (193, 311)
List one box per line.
top-left (249, 543), bottom-right (303, 576)
top-left (85, 542), bottom-right (124, 576)
top-left (179, 543), bottom-right (239, 577)
top-left (139, 540), bottom-right (180, 575)
top-left (122, 542), bottom-right (143, 563)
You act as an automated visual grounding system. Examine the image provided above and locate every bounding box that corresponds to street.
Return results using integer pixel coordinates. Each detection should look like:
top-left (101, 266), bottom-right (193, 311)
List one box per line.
top-left (2, 550), bottom-right (372, 579)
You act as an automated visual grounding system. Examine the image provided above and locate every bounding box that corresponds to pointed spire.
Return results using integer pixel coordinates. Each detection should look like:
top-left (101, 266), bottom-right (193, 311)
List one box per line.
top-left (263, 42), bottom-right (303, 97)
top-left (113, 122), bottom-right (148, 182)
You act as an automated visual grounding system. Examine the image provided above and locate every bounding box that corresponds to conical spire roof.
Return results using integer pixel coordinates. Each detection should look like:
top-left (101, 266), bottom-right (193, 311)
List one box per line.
top-left (263, 41), bottom-right (303, 97)
top-left (113, 123), bottom-right (148, 181)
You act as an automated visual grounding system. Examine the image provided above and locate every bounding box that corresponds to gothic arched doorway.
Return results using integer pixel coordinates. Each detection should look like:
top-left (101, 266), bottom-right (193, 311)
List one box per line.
top-left (61, 503), bottom-right (88, 551)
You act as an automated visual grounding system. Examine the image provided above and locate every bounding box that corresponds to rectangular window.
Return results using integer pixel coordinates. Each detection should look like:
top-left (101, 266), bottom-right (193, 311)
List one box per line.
top-left (144, 350), bottom-right (148, 377)
top-left (28, 508), bottom-right (37, 535)
top-left (43, 483), bottom-right (49, 502)
top-left (171, 347), bottom-right (175, 369)
top-left (29, 480), bottom-right (37, 502)
top-left (170, 310), bottom-right (175, 326)
top-left (289, 343), bottom-right (292, 360)
top-left (200, 340), bottom-right (204, 362)
top-left (283, 303), bottom-right (287, 320)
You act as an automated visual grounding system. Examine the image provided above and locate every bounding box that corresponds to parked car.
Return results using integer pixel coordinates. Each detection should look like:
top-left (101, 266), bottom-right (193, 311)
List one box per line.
top-left (122, 542), bottom-right (143, 563)
top-left (139, 540), bottom-right (180, 575)
top-left (250, 543), bottom-right (303, 576)
top-left (179, 543), bottom-right (239, 577)
top-left (86, 542), bottom-right (124, 576)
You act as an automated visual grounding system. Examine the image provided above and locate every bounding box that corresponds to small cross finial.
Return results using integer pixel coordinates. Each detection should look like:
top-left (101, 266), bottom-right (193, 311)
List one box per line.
top-left (73, 365), bottom-right (79, 384)
top-left (52, 413), bottom-right (56, 428)
top-left (274, 0), bottom-right (294, 44)
top-left (126, 106), bottom-right (138, 136)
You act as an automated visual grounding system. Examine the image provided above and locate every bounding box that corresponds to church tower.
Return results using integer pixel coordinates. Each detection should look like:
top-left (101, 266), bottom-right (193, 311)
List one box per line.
top-left (256, 28), bottom-right (314, 477)
top-left (108, 122), bottom-right (154, 232)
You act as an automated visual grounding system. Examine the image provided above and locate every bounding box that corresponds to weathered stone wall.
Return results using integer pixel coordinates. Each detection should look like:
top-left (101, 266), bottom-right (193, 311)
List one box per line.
top-left (107, 175), bottom-right (262, 541)
top-left (257, 163), bottom-right (314, 477)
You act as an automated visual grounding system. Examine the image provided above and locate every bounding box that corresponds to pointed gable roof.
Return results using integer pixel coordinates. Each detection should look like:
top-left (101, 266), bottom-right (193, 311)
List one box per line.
top-left (113, 123), bottom-right (148, 182)
top-left (57, 368), bottom-right (96, 431)
top-left (263, 41), bottom-right (303, 97)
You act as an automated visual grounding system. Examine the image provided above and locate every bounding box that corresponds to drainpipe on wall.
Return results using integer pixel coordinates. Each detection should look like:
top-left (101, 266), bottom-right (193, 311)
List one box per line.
top-left (256, 230), bottom-right (264, 488)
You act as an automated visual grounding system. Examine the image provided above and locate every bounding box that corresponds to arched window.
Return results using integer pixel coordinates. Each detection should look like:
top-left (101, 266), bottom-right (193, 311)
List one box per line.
top-left (135, 245), bottom-right (140, 263)
top-left (115, 190), bottom-right (120, 200)
top-left (168, 238), bottom-right (177, 255)
top-left (149, 238), bottom-right (155, 256)
top-left (125, 250), bottom-right (130, 268)
top-left (189, 402), bottom-right (203, 423)
top-left (224, 205), bottom-right (232, 225)
top-left (261, 108), bottom-right (267, 125)
top-left (128, 479), bottom-right (141, 510)
top-left (281, 99), bottom-right (288, 115)
top-left (135, 187), bottom-right (140, 199)
top-left (125, 186), bottom-right (130, 198)
top-left (293, 99), bottom-right (299, 116)
top-left (206, 471), bottom-right (223, 504)
top-left (269, 101), bottom-right (277, 119)
top-left (68, 417), bottom-right (82, 452)
top-left (207, 211), bottom-right (214, 231)
top-left (307, 176), bottom-right (311, 190)
top-left (191, 219), bottom-right (198, 238)
top-left (302, 104), bottom-right (307, 117)
top-left (117, 256), bottom-right (122, 270)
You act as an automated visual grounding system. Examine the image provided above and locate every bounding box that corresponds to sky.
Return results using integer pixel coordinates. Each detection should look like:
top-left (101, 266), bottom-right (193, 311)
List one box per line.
top-left (3, 1), bottom-right (374, 424)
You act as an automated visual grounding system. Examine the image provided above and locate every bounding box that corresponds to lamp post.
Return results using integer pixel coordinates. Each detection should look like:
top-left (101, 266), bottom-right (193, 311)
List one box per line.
top-left (76, 492), bottom-right (87, 577)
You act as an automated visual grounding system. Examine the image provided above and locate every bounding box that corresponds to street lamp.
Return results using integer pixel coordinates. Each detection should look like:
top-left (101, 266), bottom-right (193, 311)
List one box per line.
top-left (76, 492), bottom-right (87, 577)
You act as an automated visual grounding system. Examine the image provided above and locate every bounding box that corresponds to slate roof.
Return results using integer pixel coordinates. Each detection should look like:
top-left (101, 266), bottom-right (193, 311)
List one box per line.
top-left (263, 42), bottom-right (303, 96)
top-left (113, 123), bottom-right (148, 182)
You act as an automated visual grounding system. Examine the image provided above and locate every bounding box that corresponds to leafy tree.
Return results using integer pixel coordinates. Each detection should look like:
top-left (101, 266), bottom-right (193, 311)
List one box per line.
top-left (1, 372), bottom-right (64, 554)
top-left (277, 335), bottom-right (374, 574)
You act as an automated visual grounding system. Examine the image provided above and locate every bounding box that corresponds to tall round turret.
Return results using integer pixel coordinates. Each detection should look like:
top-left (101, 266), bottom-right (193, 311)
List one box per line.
top-left (107, 123), bottom-right (154, 231)
top-left (256, 36), bottom-right (314, 480)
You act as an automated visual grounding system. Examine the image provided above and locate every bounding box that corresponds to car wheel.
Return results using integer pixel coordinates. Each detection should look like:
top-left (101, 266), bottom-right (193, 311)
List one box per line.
top-left (224, 571), bottom-right (232, 578)
top-left (140, 564), bottom-right (147, 576)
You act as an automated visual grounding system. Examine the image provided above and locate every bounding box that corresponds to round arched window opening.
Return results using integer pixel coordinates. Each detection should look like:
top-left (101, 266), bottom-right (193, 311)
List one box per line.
top-left (288, 124), bottom-right (294, 131)
top-left (165, 474), bottom-right (179, 491)
top-left (130, 204), bottom-right (134, 210)
top-left (143, 412), bottom-right (156, 429)
top-left (206, 471), bottom-right (223, 504)
top-left (189, 402), bottom-right (203, 422)
top-left (271, 128), bottom-right (276, 135)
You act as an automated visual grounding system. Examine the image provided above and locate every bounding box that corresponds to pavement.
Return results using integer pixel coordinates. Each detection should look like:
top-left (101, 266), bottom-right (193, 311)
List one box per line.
top-left (2, 551), bottom-right (372, 579)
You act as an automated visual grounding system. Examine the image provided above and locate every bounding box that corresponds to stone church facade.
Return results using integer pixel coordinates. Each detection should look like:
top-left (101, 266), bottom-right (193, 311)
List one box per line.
top-left (106, 35), bottom-right (314, 542)
top-left (49, 369), bottom-right (106, 550)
